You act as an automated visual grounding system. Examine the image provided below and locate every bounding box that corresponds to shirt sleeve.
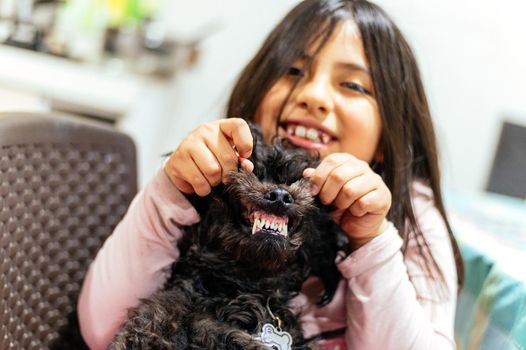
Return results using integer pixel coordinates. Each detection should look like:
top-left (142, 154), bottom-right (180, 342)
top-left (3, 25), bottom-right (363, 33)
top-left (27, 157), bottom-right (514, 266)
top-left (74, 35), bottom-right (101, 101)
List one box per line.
top-left (77, 167), bottom-right (200, 350)
top-left (337, 188), bottom-right (458, 349)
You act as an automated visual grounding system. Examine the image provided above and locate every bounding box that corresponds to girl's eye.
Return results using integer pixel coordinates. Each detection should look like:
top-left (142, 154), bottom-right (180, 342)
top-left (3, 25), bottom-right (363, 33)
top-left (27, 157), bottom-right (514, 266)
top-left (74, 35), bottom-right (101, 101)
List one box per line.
top-left (287, 67), bottom-right (304, 76)
top-left (342, 82), bottom-right (371, 96)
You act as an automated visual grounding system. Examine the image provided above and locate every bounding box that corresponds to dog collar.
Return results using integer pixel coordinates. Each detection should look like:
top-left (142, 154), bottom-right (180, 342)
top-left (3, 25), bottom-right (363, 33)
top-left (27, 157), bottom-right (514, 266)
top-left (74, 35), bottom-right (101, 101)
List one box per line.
top-left (253, 297), bottom-right (293, 350)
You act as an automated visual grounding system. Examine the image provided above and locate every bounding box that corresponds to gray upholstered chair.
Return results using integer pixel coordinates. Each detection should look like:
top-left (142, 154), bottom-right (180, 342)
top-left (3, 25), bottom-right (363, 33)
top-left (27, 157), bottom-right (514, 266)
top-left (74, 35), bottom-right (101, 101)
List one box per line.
top-left (0, 113), bottom-right (137, 349)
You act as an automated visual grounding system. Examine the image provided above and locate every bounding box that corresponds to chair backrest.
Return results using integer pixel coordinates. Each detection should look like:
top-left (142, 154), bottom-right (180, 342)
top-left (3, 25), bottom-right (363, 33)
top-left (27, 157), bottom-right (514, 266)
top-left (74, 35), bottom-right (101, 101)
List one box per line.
top-left (0, 113), bottom-right (137, 349)
top-left (486, 121), bottom-right (526, 199)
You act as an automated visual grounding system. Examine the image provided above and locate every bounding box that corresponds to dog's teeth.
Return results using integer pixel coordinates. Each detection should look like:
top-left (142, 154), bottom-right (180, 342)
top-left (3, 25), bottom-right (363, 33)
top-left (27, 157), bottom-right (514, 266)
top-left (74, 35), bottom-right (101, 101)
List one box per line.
top-left (279, 225), bottom-right (284, 236)
top-left (251, 215), bottom-right (289, 236)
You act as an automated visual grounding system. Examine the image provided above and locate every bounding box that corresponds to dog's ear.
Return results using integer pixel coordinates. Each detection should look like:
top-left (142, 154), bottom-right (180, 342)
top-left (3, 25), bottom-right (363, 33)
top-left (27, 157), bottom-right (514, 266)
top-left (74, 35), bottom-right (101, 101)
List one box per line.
top-left (247, 121), bottom-right (264, 144)
top-left (247, 122), bottom-right (263, 159)
top-left (246, 122), bottom-right (268, 177)
top-left (184, 193), bottom-right (211, 217)
top-left (184, 184), bottom-right (227, 217)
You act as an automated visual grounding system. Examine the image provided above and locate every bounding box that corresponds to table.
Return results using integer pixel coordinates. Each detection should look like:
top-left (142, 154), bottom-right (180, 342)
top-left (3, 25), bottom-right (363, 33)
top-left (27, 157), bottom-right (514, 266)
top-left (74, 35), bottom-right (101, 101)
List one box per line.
top-left (447, 191), bottom-right (526, 350)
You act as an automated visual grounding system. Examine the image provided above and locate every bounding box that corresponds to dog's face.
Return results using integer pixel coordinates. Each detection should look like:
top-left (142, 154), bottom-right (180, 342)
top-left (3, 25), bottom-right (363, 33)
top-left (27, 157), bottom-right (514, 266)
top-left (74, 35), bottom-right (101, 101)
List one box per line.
top-left (195, 128), bottom-right (330, 273)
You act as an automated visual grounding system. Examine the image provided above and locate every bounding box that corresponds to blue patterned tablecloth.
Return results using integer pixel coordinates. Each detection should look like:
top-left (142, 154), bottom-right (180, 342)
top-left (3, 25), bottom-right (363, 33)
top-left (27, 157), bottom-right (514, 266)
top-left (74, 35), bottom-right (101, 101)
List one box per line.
top-left (446, 191), bottom-right (526, 350)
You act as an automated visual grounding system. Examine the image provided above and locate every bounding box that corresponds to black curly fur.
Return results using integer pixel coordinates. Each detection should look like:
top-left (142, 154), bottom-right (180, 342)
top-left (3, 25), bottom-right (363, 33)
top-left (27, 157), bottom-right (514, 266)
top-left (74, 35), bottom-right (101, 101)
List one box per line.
top-left (110, 126), bottom-right (349, 350)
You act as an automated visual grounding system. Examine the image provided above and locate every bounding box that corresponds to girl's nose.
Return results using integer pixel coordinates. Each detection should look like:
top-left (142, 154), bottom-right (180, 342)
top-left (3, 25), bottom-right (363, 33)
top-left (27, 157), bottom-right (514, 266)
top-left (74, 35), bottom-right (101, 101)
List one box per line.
top-left (295, 76), bottom-right (334, 118)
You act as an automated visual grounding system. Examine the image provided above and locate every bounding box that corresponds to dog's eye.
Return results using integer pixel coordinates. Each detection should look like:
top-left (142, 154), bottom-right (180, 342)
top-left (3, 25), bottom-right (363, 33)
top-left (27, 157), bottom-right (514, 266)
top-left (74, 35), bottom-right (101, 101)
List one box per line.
top-left (286, 177), bottom-right (301, 186)
top-left (252, 164), bottom-right (266, 180)
top-left (284, 171), bottom-right (304, 185)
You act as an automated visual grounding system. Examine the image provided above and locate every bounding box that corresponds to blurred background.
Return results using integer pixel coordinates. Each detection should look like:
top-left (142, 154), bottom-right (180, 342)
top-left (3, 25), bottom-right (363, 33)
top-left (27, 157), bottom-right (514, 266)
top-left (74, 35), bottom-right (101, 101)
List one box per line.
top-left (0, 2), bottom-right (525, 347)
top-left (0, 0), bottom-right (525, 192)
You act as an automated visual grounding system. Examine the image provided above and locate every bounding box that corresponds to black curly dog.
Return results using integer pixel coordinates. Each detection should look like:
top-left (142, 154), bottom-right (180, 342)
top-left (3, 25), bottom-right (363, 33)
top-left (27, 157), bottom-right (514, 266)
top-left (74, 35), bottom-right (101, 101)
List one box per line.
top-left (110, 126), bottom-right (349, 350)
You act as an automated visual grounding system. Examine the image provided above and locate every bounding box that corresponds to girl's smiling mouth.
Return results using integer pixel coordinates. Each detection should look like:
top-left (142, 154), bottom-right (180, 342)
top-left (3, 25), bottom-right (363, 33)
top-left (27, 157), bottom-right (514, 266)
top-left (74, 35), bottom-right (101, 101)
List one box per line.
top-left (279, 120), bottom-right (337, 150)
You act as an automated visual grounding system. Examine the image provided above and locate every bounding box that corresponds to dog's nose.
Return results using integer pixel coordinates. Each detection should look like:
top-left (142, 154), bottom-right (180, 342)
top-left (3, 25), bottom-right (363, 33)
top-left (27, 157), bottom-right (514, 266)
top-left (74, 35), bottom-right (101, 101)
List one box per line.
top-left (264, 188), bottom-right (294, 207)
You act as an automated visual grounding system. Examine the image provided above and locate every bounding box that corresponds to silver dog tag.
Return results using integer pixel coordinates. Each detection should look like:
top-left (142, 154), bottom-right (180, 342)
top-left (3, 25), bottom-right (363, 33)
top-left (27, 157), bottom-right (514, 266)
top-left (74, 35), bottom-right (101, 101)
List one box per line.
top-left (257, 323), bottom-right (292, 350)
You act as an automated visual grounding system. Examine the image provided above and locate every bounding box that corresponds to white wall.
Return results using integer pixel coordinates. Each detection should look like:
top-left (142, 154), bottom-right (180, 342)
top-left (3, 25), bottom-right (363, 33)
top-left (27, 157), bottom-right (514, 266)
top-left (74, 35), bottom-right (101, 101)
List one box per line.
top-left (375, 0), bottom-right (526, 191)
top-left (126, 0), bottom-right (526, 191)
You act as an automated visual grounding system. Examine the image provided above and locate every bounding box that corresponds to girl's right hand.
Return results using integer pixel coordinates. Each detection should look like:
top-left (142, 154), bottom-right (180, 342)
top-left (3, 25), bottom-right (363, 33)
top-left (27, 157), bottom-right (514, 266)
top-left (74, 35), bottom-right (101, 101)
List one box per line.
top-left (164, 118), bottom-right (254, 196)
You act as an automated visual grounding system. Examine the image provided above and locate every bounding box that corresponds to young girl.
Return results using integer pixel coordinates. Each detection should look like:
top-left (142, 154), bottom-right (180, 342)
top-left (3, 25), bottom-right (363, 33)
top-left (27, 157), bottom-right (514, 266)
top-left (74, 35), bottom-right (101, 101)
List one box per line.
top-left (78, 0), bottom-right (463, 349)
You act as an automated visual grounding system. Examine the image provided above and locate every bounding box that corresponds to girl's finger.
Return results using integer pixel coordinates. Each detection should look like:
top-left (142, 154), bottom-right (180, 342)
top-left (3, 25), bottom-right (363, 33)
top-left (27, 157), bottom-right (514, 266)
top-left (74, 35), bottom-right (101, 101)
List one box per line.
top-left (303, 168), bottom-right (315, 178)
top-left (169, 176), bottom-right (194, 194)
top-left (239, 157), bottom-right (254, 172)
top-left (189, 145), bottom-right (223, 188)
top-left (348, 188), bottom-right (390, 217)
top-left (309, 153), bottom-right (352, 195)
top-left (317, 159), bottom-right (366, 205)
top-left (332, 173), bottom-right (378, 210)
top-left (223, 158), bottom-right (254, 184)
top-left (173, 157), bottom-right (211, 196)
top-left (339, 210), bottom-right (387, 246)
top-left (219, 118), bottom-right (253, 158)
top-left (205, 133), bottom-right (241, 182)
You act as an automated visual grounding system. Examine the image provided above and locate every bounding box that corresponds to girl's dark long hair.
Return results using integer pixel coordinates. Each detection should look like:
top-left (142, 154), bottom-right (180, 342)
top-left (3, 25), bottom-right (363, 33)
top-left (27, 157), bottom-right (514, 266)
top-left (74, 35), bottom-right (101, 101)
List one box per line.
top-left (226, 0), bottom-right (463, 294)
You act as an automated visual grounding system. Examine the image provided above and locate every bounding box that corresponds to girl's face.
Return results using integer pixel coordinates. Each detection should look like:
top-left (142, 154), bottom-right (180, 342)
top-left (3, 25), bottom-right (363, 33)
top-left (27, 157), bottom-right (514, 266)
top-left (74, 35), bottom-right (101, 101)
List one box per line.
top-left (254, 21), bottom-right (382, 163)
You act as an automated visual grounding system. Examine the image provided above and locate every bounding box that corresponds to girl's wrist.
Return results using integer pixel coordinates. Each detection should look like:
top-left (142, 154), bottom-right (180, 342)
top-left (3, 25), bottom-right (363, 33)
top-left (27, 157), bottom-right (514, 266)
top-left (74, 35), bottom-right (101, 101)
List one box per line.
top-left (349, 219), bottom-right (389, 251)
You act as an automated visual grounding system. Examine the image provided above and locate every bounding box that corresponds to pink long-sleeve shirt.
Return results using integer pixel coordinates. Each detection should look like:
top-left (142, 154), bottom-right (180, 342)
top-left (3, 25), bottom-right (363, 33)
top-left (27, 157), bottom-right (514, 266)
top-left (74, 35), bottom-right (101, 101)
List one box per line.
top-left (78, 168), bottom-right (458, 350)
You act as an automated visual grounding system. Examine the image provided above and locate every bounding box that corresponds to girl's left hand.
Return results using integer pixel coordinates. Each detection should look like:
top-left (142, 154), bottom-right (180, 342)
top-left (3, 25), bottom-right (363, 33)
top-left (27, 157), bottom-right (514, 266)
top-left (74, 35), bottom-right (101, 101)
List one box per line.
top-left (303, 153), bottom-right (392, 250)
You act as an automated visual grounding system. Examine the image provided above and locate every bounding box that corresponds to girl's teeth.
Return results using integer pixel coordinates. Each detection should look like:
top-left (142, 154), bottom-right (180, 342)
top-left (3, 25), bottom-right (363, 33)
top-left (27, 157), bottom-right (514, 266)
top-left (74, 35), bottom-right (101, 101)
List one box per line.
top-left (286, 124), bottom-right (331, 145)
top-left (306, 128), bottom-right (321, 143)
top-left (295, 125), bottom-right (307, 138)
